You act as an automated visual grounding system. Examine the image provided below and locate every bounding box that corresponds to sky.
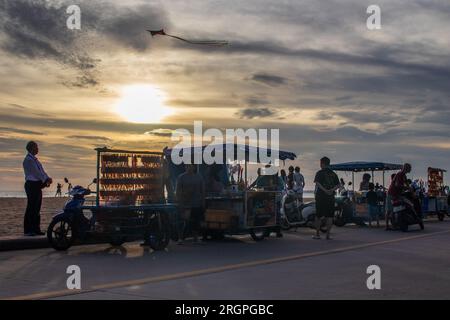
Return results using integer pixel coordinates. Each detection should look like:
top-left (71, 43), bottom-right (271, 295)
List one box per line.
top-left (0, 0), bottom-right (449, 191)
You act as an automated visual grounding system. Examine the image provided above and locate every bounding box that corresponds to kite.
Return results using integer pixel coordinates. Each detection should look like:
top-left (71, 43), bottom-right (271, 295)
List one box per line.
top-left (147, 29), bottom-right (228, 46)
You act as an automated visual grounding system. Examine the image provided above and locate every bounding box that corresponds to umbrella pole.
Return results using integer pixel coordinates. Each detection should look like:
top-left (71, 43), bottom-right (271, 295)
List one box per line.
top-left (245, 160), bottom-right (248, 187)
top-left (352, 172), bottom-right (355, 192)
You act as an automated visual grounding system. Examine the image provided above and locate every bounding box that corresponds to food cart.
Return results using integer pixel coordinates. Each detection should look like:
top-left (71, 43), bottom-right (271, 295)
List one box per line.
top-left (423, 167), bottom-right (449, 221)
top-left (329, 161), bottom-right (402, 224)
top-left (47, 148), bottom-right (177, 250)
top-left (164, 144), bottom-right (297, 241)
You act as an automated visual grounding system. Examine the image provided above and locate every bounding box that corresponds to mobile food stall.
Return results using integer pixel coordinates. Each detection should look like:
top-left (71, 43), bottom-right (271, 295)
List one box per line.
top-left (164, 144), bottom-right (297, 241)
top-left (423, 167), bottom-right (449, 221)
top-left (47, 144), bottom-right (297, 251)
top-left (48, 148), bottom-right (177, 251)
top-left (329, 161), bottom-right (402, 225)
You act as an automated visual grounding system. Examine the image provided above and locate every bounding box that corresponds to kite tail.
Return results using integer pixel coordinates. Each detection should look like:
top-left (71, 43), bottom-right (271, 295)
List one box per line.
top-left (166, 34), bottom-right (228, 46)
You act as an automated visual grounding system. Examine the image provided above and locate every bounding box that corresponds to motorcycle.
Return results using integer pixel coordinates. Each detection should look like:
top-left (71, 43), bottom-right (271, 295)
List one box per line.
top-left (47, 179), bottom-right (171, 251)
top-left (390, 191), bottom-right (424, 232)
top-left (333, 191), bottom-right (367, 227)
top-left (280, 190), bottom-right (327, 232)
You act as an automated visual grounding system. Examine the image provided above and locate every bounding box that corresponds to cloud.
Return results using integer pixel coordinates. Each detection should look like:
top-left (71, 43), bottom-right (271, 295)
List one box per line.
top-left (236, 107), bottom-right (276, 119)
top-left (166, 98), bottom-right (232, 108)
top-left (0, 127), bottom-right (45, 135)
top-left (144, 129), bottom-right (174, 137)
top-left (245, 96), bottom-right (269, 106)
top-left (67, 135), bottom-right (111, 142)
top-left (0, 0), bottom-right (170, 88)
top-left (62, 75), bottom-right (99, 89)
top-left (250, 73), bottom-right (288, 86)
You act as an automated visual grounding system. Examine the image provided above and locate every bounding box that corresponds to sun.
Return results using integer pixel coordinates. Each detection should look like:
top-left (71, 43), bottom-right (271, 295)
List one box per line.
top-left (115, 85), bottom-right (173, 123)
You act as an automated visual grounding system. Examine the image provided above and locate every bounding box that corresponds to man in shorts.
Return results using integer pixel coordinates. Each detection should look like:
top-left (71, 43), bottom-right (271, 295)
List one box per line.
top-left (313, 157), bottom-right (340, 240)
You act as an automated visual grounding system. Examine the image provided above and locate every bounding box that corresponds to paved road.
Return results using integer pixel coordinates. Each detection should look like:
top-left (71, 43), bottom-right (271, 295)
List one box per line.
top-left (1, 220), bottom-right (449, 300)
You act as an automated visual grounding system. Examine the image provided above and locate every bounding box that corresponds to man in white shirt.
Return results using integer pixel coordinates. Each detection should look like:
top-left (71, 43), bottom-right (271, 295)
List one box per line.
top-left (23, 141), bottom-right (52, 236)
top-left (293, 166), bottom-right (305, 203)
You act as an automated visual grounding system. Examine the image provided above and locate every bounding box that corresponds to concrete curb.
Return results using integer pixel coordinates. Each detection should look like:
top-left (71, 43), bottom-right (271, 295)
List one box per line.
top-left (0, 235), bottom-right (49, 251)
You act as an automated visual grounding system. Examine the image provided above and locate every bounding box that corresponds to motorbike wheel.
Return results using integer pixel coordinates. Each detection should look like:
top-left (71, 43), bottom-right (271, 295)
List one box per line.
top-left (250, 228), bottom-right (266, 241)
top-left (334, 216), bottom-right (346, 227)
top-left (147, 214), bottom-right (171, 251)
top-left (280, 217), bottom-right (291, 231)
top-left (47, 216), bottom-right (74, 251)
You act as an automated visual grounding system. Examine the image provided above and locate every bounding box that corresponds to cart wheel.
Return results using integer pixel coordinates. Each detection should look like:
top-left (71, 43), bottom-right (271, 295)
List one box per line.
top-left (147, 215), bottom-right (171, 251)
top-left (334, 216), bottom-right (346, 227)
top-left (109, 236), bottom-right (126, 247)
top-left (210, 230), bottom-right (225, 241)
top-left (333, 209), bottom-right (346, 227)
top-left (250, 228), bottom-right (266, 241)
top-left (47, 216), bottom-right (74, 251)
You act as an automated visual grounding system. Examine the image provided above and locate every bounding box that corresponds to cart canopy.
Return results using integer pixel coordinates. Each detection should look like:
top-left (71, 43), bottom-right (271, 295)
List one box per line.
top-left (428, 167), bottom-right (447, 172)
top-left (329, 161), bottom-right (402, 172)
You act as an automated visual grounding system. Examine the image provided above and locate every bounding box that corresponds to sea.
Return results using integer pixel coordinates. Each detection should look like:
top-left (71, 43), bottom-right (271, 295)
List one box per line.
top-left (0, 191), bottom-right (58, 198)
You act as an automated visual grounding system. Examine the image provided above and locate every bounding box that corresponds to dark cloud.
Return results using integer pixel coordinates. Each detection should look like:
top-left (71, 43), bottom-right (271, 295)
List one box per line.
top-left (67, 135), bottom-right (111, 142)
top-left (166, 98), bottom-right (232, 108)
top-left (0, 0), bottom-right (170, 88)
top-left (0, 127), bottom-right (44, 135)
top-left (335, 111), bottom-right (407, 124)
top-left (250, 73), bottom-right (288, 86)
top-left (237, 107), bottom-right (276, 119)
top-left (245, 96), bottom-right (269, 106)
top-left (144, 129), bottom-right (174, 137)
top-left (0, 111), bottom-right (177, 135)
top-left (314, 111), bottom-right (334, 121)
top-left (62, 74), bottom-right (99, 89)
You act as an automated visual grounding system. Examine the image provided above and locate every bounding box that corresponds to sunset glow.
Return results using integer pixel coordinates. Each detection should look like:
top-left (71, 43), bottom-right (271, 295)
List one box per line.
top-left (115, 85), bottom-right (173, 123)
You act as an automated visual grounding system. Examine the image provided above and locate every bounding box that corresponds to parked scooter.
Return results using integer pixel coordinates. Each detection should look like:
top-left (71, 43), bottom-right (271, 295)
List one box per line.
top-left (333, 191), bottom-right (367, 227)
top-left (47, 182), bottom-right (96, 250)
top-left (47, 179), bottom-right (171, 251)
top-left (280, 190), bottom-right (326, 232)
top-left (390, 191), bottom-right (424, 232)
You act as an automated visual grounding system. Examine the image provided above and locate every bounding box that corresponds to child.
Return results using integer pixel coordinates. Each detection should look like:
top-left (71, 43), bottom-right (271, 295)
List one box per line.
top-left (366, 183), bottom-right (380, 227)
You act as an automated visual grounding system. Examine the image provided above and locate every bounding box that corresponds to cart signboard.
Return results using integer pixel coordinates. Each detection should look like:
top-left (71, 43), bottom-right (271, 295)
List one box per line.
top-left (245, 191), bottom-right (278, 228)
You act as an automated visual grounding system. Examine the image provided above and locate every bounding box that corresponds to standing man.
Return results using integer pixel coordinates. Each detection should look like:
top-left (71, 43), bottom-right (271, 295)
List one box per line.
top-left (176, 164), bottom-right (205, 244)
top-left (23, 141), bottom-right (52, 236)
top-left (293, 166), bottom-right (305, 203)
top-left (313, 157), bottom-right (340, 240)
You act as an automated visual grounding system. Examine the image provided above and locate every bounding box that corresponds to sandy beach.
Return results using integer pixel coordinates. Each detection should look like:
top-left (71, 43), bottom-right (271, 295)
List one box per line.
top-left (0, 197), bottom-right (68, 237)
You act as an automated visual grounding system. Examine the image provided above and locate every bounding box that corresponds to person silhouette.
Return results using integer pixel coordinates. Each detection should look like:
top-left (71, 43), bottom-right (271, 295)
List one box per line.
top-left (23, 141), bottom-right (52, 236)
